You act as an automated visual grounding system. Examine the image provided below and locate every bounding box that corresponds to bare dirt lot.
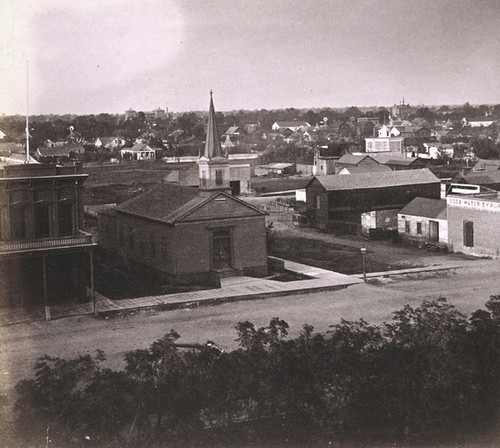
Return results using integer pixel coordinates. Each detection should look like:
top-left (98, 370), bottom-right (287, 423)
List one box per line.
top-left (268, 218), bottom-right (461, 274)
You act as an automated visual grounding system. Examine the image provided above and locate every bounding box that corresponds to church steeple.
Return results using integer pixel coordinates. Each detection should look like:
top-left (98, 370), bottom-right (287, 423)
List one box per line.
top-left (198, 91), bottom-right (231, 191)
top-left (203, 90), bottom-right (224, 160)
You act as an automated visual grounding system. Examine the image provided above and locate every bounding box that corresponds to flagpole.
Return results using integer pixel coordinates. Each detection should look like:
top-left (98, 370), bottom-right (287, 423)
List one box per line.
top-left (25, 60), bottom-right (30, 163)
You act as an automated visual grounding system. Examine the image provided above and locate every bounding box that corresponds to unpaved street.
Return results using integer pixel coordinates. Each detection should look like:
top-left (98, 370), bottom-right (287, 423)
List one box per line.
top-left (1, 259), bottom-right (499, 444)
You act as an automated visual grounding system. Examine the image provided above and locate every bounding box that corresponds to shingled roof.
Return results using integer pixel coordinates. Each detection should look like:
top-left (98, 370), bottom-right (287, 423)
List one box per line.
top-left (399, 197), bottom-right (447, 220)
top-left (115, 182), bottom-right (264, 224)
top-left (311, 168), bottom-right (439, 191)
top-left (337, 154), bottom-right (379, 165)
top-left (116, 183), bottom-right (213, 223)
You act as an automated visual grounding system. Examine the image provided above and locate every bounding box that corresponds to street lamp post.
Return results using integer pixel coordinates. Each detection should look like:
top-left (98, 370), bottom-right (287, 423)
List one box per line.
top-left (360, 246), bottom-right (367, 282)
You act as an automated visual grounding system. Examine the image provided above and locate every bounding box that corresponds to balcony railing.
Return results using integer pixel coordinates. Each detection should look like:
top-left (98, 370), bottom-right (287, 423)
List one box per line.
top-left (0, 231), bottom-right (94, 254)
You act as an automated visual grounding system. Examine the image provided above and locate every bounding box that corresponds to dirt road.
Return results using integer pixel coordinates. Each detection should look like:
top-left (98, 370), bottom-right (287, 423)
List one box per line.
top-left (1, 259), bottom-right (499, 444)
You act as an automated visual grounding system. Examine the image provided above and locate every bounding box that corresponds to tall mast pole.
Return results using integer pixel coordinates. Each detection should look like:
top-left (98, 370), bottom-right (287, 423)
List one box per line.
top-left (25, 60), bottom-right (30, 163)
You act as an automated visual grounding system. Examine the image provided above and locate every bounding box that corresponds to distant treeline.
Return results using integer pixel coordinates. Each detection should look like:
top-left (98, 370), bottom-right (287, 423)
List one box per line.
top-left (2, 102), bottom-right (499, 149)
top-left (16, 297), bottom-right (500, 447)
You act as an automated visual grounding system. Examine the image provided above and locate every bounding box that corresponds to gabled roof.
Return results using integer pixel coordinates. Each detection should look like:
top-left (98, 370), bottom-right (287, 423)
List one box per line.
top-left (472, 159), bottom-right (500, 171)
top-left (115, 183), bottom-right (264, 224)
top-left (399, 197), bottom-right (447, 220)
top-left (226, 126), bottom-right (240, 135)
top-left (37, 146), bottom-right (79, 157)
top-left (310, 168), bottom-right (439, 191)
top-left (384, 158), bottom-right (424, 166)
top-left (0, 142), bottom-right (24, 155)
top-left (168, 129), bottom-right (185, 140)
top-left (462, 170), bottom-right (500, 185)
top-left (164, 165), bottom-right (200, 187)
top-left (337, 154), bottom-right (379, 165)
top-left (96, 136), bottom-right (122, 145)
top-left (274, 121), bottom-right (311, 128)
top-left (339, 165), bottom-right (391, 174)
top-left (125, 143), bottom-right (154, 152)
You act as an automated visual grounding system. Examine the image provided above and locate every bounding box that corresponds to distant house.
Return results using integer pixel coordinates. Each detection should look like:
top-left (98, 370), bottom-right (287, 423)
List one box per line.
top-left (306, 169), bottom-right (441, 232)
top-left (335, 154), bottom-right (379, 172)
top-left (0, 152), bottom-right (39, 169)
top-left (164, 165), bottom-right (200, 188)
top-left (0, 129), bottom-right (6, 139)
top-left (398, 197), bottom-right (448, 247)
top-left (271, 121), bottom-right (311, 132)
top-left (469, 120), bottom-right (496, 128)
top-left (120, 143), bottom-right (157, 160)
top-left (0, 142), bottom-right (24, 156)
top-left (177, 136), bottom-right (203, 156)
top-left (357, 118), bottom-right (379, 137)
top-left (244, 123), bottom-right (258, 135)
top-left (94, 136), bottom-right (126, 149)
top-left (337, 122), bottom-right (354, 138)
top-left (313, 147), bottom-right (340, 176)
top-left (35, 143), bottom-right (85, 163)
top-left (268, 163), bottom-right (296, 175)
top-left (365, 125), bottom-right (404, 153)
top-left (414, 127), bottom-right (432, 140)
top-left (421, 143), bottom-right (442, 159)
top-left (225, 126), bottom-right (242, 136)
top-left (221, 135), bottom-right (236, 151)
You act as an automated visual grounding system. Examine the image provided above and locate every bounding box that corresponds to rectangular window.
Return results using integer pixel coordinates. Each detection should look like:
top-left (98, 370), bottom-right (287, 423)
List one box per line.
top-left (58, 203), bottom-right (74, 237)
top-left (315, 195), bottom-right (320, 209)
top-left (10, 207), bottom-right (26, 240)
top-left (35, 205), bottom-right (50, 239)
top-left (463, 220), bottom-right (474, 247)
top-left (405, 220), bottom-right (410, 234)
top-left (416, 222), bottom-right (422, 235)
top-left (215, 169), bottom-right (223, 185)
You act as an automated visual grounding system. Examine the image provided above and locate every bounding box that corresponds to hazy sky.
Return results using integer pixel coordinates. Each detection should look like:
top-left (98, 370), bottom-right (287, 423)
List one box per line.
top-left (1, 0), bottom-right (499, 115)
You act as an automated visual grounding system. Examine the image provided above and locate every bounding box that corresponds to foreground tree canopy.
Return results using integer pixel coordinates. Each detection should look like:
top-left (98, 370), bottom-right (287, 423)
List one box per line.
top-left (16, 297), bottom-right (500, 447)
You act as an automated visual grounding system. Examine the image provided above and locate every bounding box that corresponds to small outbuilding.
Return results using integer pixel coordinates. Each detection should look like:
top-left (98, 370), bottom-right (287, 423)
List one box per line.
top-left (398, 197), bottom-right (448, 247)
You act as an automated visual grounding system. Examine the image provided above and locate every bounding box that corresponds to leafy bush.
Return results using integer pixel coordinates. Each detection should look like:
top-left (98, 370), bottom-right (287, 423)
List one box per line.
top-left (16, 297), bottom-right (500, 447)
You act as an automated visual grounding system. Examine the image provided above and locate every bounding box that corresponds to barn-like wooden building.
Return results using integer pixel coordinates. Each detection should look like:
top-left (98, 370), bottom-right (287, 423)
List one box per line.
top-left (306, 169), bottom-right (441, 233)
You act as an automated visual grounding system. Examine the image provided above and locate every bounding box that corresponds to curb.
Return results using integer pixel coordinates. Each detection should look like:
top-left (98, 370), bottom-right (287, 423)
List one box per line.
top-left (96, 283), bottom-right (351, 318)
top-left (352, 264), bottom-right (466, 279)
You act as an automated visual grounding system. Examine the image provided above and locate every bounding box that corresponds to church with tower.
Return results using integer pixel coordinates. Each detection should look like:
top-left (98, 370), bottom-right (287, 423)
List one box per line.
top-left (98, 93), bottom-right (268, 284)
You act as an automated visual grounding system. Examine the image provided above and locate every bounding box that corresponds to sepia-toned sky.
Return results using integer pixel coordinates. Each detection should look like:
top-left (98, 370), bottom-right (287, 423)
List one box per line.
top-left (1, 0), bottom-right (499, 115)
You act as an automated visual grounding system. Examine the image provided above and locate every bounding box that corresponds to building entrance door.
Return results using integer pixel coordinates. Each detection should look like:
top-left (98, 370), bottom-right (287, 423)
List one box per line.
top-left (429, 221), bottom-right (439, 242)
top-left (212, 229), bottom-right (231, 270)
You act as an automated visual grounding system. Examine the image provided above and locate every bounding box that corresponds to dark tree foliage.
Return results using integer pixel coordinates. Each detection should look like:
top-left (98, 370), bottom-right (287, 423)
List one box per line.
top-left (258, 142), bottom-right (314, 164)
top-left (16, 298), bottom-right (500, 447)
